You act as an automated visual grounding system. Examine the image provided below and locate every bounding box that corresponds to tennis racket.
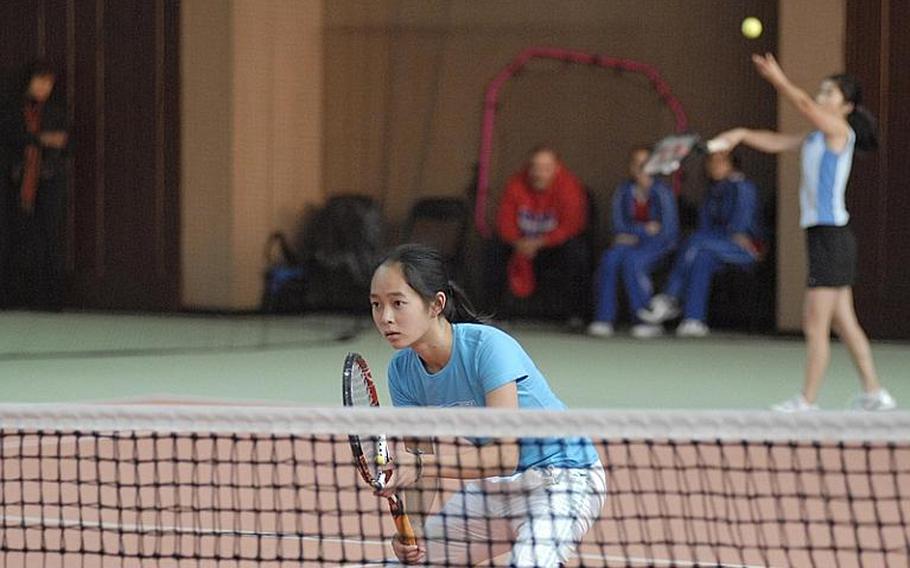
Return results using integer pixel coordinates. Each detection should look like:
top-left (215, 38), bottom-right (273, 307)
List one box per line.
top-left (342, 352), bottom-right (417, 546)
top-left (643, 133), bottom-right (731, 175)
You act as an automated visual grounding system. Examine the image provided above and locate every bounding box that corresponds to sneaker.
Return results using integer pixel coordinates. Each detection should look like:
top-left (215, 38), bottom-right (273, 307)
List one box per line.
top-left (772, 394), bottom-right (819, 412)
top-left (631, 323), bottom-right (664, 339)
top-left (637, 294), bottom-right (680, 324)
top-left (849, 388), bottom-right (897, 411)
top-left (587, 321), bottom-right (614, 337)
top-left (676, 319), bottom-right (709, 337)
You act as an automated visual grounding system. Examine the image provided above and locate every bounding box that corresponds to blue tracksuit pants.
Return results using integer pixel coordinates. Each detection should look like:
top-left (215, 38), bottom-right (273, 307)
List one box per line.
top-left (664, 234), bottom-right (755, 322)
top-left (593, 239), bottom-right (673, 323)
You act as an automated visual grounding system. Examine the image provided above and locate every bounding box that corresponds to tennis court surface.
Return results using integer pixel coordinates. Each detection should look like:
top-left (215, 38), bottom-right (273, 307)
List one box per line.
top-left (2, 403), bottom-right (908, 567)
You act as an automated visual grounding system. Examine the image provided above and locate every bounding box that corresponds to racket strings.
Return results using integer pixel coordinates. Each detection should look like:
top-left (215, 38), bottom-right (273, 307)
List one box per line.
top-left (347, 366), bottom-right (375, 408)
top-left (346, 363), bottom-right (388, 481)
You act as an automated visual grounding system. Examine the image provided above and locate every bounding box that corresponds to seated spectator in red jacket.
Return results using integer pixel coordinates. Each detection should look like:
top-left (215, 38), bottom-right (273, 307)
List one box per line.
top-left (484, 145), bottom-right (589, 326)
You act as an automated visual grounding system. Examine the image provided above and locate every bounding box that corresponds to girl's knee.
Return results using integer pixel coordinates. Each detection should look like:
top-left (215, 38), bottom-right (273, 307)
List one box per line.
top-left (802, 317), bottom-right (831, 339)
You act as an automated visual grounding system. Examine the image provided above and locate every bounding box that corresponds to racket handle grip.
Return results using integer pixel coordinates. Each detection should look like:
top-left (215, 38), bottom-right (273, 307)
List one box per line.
top-left (394, 513), bottom-right (418, 546)
top-left (387, 495), bottom-right (418, 546)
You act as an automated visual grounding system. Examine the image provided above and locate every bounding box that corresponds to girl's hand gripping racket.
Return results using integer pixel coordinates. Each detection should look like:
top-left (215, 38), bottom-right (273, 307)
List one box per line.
top-left (342, 352), bottom-right (417, 546)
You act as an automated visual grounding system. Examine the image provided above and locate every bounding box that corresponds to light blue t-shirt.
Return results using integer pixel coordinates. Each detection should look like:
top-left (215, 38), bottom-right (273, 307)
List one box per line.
top-left (799, 129), bottom-right (855, 228)
top-left (388, 323), bottom-right (599, 471)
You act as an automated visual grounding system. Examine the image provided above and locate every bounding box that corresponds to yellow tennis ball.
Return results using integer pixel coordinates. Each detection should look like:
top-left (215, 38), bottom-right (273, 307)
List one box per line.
top-left (375, 455), bottom-right (387, 466)
top-left (741, 17), bottom-right (763, 39)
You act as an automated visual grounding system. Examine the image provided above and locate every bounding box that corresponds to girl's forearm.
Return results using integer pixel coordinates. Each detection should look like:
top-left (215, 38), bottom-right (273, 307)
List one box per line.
top-left (738, 128), bottom-right (803, 154)
top-left (423, 437), bottom-right (520, 479)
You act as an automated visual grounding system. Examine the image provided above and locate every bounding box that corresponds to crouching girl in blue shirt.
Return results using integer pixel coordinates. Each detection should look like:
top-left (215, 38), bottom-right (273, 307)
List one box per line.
top-left (370, 243), bottom-right (605, 567)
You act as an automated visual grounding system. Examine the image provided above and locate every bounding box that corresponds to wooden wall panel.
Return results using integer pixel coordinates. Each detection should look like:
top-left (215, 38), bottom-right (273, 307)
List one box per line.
top-left (880, 0), bottom-right (910, 338)
top-left (1, 0), bottom-right (180, 310)
top-left (0, 2), bottom-right (39, 65)
top-left (322, 1), bottom-right (781, 225)
top-left (845, 0), bottom-right (910, 338)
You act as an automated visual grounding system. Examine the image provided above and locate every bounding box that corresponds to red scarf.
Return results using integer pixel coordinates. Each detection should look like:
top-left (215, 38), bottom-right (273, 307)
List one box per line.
top-left (21, 100), bottom-right (43, 213)
top-left (507, 252), bottom-right (536, 298)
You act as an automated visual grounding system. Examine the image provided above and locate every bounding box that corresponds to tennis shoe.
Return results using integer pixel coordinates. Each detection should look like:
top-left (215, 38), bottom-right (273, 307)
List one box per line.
top-left (771, 394), bottom-right (819, 412)
top-left (676, 319), bottom-right (709, 337)
top-left (637, 294), bottom-right (680, 324)
top-left (587, 321), bottom-right (614, 337)
top-left (631, 323), bottom-right (663, 339)
top-left (849, 388), bottom-right (897, 411)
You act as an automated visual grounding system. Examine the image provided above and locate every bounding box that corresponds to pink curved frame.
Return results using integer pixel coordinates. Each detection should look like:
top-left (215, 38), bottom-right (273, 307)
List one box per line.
top-left (476, 47), bottom-right (689, 237)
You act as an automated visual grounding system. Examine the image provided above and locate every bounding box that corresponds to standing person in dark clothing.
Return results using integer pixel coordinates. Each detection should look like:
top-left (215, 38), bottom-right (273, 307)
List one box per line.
top-left (1, 60), bottom-right (69, 309)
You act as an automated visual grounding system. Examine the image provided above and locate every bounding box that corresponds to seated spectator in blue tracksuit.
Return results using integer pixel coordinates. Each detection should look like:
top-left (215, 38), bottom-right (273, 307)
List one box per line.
top-left (638, 150), bottom-right (763, 337)
top-left (587, 147), bottom-right (679, 338)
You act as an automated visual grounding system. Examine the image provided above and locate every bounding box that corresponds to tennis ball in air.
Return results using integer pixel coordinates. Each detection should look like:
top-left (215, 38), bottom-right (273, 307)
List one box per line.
top-left (741, 17), bottom-right (763, 39)
top-left (375, 455), bottom-right (387, 466)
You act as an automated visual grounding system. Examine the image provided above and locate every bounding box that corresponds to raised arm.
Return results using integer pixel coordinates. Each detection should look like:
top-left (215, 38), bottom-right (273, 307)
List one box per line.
top-left (709, 53), bottom-right (855, 155)
top-left (752, 53), bottom-right (850, 148)
top-left (712, 127), bottom-right (803, 155)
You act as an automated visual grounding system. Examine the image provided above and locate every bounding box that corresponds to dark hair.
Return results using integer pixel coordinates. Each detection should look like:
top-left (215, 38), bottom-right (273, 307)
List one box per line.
top-left (377, 243), bottom-right (486, 324)
top-left (729, 148), bottom-right (743, 171)
top-left (828, 73), bottom-right (878, 151)
top-left (27, 59), bottom-right (56, 79)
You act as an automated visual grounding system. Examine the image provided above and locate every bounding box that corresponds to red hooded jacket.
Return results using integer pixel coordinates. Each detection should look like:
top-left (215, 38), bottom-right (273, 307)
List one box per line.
top-left (495, 164), bottom-right (588, 247)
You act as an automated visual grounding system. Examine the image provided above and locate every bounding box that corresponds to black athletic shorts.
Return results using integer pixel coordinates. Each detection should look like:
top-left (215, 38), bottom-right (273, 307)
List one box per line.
top-left (806, 225), bottom-right (856, 287)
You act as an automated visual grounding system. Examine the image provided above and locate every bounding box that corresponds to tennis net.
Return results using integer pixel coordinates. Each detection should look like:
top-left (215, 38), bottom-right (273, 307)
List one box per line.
top-left (1, 403), bottom-right (908, 567)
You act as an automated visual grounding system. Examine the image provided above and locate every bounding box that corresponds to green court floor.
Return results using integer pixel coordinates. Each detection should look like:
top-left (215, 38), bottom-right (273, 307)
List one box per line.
top-left (1, 311), bottom-right (907, 411)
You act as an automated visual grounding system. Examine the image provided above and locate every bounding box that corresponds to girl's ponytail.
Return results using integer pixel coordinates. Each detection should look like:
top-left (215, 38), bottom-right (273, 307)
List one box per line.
top-left (445, 280), bottom-right (486, 324)
top-left (847, 105), bottom-right (878, 152)
top-left (829, 73), bottom-right (879, 152)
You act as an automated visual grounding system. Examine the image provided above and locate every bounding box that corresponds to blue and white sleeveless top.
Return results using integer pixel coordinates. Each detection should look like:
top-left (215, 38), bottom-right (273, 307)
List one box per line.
top-left (799, 129), bottom-right (855, 228)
